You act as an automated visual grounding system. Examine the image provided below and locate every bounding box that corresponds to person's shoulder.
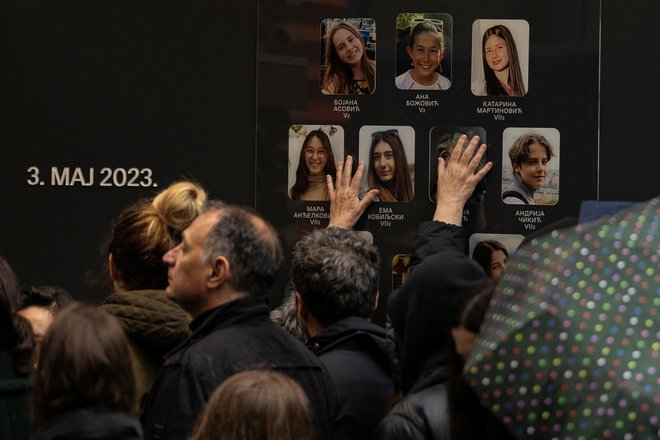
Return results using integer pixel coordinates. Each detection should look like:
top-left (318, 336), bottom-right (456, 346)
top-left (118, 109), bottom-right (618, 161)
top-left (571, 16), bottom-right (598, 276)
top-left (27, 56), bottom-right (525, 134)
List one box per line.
top-left (438, 74), bottom-right (451, 89)
top-left (395, 70), bottom-right (412, 89)
top-left (471, 78), bottom-right (487, 95)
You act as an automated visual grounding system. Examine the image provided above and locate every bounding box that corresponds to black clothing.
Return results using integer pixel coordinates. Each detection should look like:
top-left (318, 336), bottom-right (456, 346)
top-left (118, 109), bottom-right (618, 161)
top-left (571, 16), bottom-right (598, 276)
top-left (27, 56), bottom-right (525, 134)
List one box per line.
top-left (307, 317), bottom-right (394, 440)
top-left (140, 296), bottom-right (337, 440)
top-left (375, 367), bottom-right (450, 440)
top-left (412, 221), bottom-right (467, 268)
top-left (31, 408), bottom-right (143, 440)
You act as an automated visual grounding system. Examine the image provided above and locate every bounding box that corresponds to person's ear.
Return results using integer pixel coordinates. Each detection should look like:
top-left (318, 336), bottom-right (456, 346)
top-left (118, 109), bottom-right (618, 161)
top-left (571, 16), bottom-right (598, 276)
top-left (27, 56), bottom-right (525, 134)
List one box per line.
top-left (207, 256), bottom-right (230, 289)
top-left (295, 291), bottom-right (307, 324)
top-left (406, 45), bottom-right (413, 60)
top-left (513, 162), bottom-right (521, 175)
top-left (108, 253), bottom-right (119, 282)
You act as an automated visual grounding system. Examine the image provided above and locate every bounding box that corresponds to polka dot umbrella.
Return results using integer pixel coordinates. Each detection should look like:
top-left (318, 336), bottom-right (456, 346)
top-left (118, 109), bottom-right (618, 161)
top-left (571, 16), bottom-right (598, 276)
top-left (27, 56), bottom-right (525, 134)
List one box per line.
top-left (465, 196), bottom-right (660, 440)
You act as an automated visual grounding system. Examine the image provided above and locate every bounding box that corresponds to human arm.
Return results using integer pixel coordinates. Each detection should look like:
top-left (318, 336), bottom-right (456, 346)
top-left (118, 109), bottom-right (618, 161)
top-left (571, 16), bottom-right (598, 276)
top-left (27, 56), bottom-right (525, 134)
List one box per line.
top-left (327, 155), bottom-right (378, 229)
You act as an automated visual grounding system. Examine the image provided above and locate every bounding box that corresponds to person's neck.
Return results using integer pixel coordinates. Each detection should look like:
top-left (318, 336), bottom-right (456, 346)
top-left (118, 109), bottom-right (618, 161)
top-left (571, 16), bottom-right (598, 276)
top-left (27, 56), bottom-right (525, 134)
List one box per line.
top-left (410, 69), bottom-right (437, 86)
top-left (351, 63), bottom-right (364, 80)
top-left (190, 288), bottom-right (248, 319)
top-left (494, 67), bottom-right (511, 94)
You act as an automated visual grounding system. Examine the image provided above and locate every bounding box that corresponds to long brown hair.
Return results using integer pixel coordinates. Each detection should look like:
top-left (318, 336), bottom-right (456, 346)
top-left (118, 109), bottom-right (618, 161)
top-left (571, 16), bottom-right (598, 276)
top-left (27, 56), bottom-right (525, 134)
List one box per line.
top-left (32, 304), bottom-right (135, 427)
top-left (481, 25), bottom-right (526, 96)
top-left (367, 130), bottom-right (414, 202)
top-left (289, 130), bottom-right (337, 200)
top-left (322, 21), bottom-right (375, 94)
top-left (189, 370), bottom-right (314, 440)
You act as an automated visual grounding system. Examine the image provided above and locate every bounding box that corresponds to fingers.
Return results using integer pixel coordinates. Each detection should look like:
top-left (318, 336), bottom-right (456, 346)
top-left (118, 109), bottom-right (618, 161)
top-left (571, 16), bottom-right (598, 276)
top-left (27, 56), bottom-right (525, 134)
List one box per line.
top-left (326, 174), bottom-right (336, 200)
top-left (342, 155), bottom-right (354, 187)
top-left (351, 159), bottom-right (366, 189)
top-left (359, 189), bottom-right (379, 210)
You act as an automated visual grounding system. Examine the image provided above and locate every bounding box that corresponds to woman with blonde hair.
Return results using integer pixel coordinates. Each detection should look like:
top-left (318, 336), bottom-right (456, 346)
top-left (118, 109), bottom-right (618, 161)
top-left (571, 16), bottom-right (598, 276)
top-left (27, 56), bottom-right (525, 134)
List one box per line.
top-left (322, 21), bottom-right (375, 95)
top-left (189, 370), bottom-right (314, 440)
top-left (101, 180), bottom-right (207, 409)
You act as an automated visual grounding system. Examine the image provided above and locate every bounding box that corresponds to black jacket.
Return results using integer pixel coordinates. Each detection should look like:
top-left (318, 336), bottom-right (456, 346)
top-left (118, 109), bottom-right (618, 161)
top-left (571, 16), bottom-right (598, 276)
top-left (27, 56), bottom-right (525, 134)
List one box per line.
top-left (140, 296), bottom-right (337, 440)
top-left (374, 367), bottom-right (450, 440)
top-left (31, 408), bottom-right (143, 440)
top-left (307, 317), bottom-right (394, 440)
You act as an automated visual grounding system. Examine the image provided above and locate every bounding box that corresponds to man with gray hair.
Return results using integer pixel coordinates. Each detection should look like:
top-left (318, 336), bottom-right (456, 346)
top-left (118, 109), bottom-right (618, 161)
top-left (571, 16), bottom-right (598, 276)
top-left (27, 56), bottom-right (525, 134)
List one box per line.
top-left (293, 227), bottom-right (394, 440)
top-left (140, 202), bottom-right (336, 440)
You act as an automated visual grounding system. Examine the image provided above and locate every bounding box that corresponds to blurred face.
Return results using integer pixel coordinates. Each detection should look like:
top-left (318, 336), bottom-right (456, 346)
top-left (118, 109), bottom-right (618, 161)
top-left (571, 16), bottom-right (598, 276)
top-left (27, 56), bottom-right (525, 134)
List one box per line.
top-left (484, 34), bottom-right (509, 72)
top-left (513, 143), bottom-right (549, 189)
top-left (373, 141), bottom-right (395, 183)
top-left (332, 28), bottom-right (363, 66)
top-left (407, 33), bottom-right (443, 80)
top-left (303, 136), bottom-right (328, 177)
top-left (489, 250), bottom-right (508, 279)
top-left (162, 210), bottom-right (219, 316)
top-left (452, 326), bottom-right (478, 361)
top-left (18, 306), bottom-right (53, 362)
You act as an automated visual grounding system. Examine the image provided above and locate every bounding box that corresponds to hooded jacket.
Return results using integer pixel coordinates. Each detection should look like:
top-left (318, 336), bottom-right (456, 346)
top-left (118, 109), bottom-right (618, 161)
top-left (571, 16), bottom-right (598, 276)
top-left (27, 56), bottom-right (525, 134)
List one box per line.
top-left (101, 290), bottom-right (191, 410)
top-left (307, 316), bottom-right (394, 440)
top-left (378, 252), bottom-right (487, 439)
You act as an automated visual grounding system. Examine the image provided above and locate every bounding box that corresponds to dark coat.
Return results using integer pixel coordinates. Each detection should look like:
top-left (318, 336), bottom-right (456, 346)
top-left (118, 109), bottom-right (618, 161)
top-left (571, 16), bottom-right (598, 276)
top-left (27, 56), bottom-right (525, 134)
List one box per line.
top-left (0, 350), bottom-right (31, 440)
top-left (31, 408), bottom-right (143, 440)
top-left (374, 367), bottom-right (450, 440)
top-left (140, 296), bottom-right (337, 440)
top-left (307, 317), bottom-right (394, 440)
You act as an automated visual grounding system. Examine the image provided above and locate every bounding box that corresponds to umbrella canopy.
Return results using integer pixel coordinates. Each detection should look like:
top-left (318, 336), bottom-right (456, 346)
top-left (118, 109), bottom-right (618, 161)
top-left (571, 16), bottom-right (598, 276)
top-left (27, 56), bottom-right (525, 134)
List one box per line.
top-left (465, 196), bottom-right (660, 440)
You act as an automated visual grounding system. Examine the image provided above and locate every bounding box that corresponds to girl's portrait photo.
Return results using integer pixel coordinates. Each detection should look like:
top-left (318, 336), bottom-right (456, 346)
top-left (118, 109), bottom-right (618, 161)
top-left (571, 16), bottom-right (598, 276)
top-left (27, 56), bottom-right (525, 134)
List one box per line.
top-left (288, 125), bottom-right (343, 201)
top-left (359, 126), bottom-right (415, 203)
top-left (321, 18), bottom-right (376, 95)
top-left (471, 20), bottom-right (529, 96)
top-left (395, 13), bottom-right (453, 90)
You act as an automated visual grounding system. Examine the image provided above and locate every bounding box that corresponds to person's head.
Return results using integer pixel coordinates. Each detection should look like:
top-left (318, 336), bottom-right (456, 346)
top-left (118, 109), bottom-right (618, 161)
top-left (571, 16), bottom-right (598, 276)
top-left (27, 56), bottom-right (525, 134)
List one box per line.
top-left (481, 25), bottom-right (525, 96)
top-left (189, 370), bottom-right (314, 440)
top-left (162, 203), bottom-right (283, 317)
top-left (32, 304), bottom-right (135, 427)
top-left (471, 240), bottom-right (509, 279)
top-left (407, 21), bottom-right (445, 81)
top-left (106, 181), bottom-right (207, 292)
top-left (508, 133), bottom-right (555, 190)
top-left (290, 130), bottom-right (337, 200)
top-left (367, 130), bottom-right (414, 202)
top-left (323, 21), bottom-right (375, 94)
top-left (270, 291), bottom-right (307, 344)
top-left (0, 257), bottom-right (34, 374)
top-left (387, 251), bottom-right (487, 394)
top-left (451, 281), bottom-right (496, 362)
top-left (291, 228), bottom-right (379, 337)
top-left (17, 286), bottom-right (75, 363)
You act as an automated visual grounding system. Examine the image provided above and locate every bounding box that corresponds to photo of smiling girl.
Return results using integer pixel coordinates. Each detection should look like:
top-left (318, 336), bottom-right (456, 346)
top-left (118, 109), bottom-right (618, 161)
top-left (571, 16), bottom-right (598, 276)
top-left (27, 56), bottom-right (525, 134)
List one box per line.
top-left (395, 14), bottom-right (452, 90)
top-left (471, 20), bottom-right (529, 96)
top-left (321, 19), bottom-right (376, 95)
top-left (359, 126), bottom-right (415, 203)
top-left (289, 125), bottom-right (343, 201)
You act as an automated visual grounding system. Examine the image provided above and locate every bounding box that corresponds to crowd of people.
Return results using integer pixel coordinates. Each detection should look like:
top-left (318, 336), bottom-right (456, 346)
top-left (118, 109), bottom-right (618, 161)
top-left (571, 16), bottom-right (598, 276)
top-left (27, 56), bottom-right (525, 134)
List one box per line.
top-left (1, 134), bottom-right (657, 440)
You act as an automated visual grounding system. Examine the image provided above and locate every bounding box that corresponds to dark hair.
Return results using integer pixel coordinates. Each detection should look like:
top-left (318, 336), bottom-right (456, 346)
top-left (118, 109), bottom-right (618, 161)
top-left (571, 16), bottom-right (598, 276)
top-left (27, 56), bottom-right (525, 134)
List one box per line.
top-left (291, 228), bottom-right (379, 326)
top-left (408, 21), bottom-right (444, 50)
top-left (270, 289), bottom-right (307, 343)
top-left (481, 25), bottom-right (526, 96)
top-left (203, 203), bottom-right (283, 297)
top-left (32, 304), bottom-right (135, 427)
top-left (367, 130), bottom-right (414, 202)
top-left (322, 21), bottom-right (375, 94)
top-left (508, 133), bottom-right (555, 168)
top-left (471, 240), bottom-right (508, 278)
top-left (18, 286), bottom-right (74, 314)
top-left (0, 257), bottom-right (34, 374)
top-left (106, 181), bottom-right (207, 290)
top-left (289, 130), bottom-right (337, 200)
top-left (190, 370), bottom-right (314, 440)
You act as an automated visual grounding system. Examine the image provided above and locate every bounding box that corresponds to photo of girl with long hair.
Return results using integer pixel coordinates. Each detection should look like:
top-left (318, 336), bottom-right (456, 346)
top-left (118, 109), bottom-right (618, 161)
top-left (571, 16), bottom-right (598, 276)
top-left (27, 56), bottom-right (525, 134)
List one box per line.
top-left (360, 126), bottom-right (414, 203)
top-left (471, 20), bottom-right (529, 96)
top-left (288, 125), bottom-right (342, 201)
top-left (321, 19), bottom-right (376, 95)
